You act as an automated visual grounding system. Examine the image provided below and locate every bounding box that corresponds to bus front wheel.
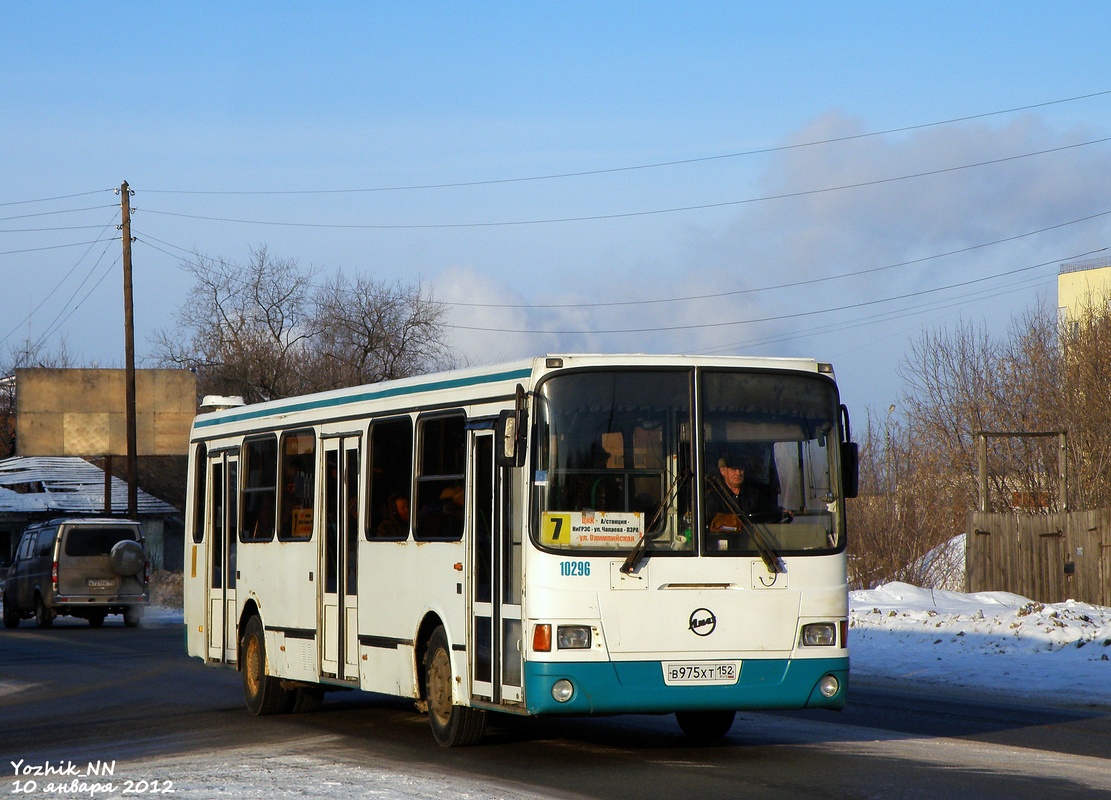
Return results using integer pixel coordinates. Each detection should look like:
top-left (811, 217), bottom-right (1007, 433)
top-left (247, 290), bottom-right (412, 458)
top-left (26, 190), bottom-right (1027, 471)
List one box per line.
top-left (241, 615), bottom-right (288, 715)
top-left (424, 626), bottom-right (486, 747)
top-left (675, 709), bottom-right (736, 741)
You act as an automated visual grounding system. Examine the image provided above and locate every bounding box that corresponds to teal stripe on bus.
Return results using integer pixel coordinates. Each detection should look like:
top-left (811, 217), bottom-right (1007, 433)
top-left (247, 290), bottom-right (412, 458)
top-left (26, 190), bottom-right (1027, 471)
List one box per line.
top-left (193, 366), bottom-right (534, 429)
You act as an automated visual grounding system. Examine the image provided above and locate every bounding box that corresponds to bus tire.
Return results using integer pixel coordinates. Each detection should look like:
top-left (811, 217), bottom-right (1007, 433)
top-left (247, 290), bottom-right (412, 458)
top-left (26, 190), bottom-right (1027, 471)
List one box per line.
top-left (424, 626), bottom-right (486, 747)
top-left (241, 615), bottom-right (288, 715)
top-left (287, 687), bottom-right (324, 713)
top-left (675, 709), bottom-right (736, 741)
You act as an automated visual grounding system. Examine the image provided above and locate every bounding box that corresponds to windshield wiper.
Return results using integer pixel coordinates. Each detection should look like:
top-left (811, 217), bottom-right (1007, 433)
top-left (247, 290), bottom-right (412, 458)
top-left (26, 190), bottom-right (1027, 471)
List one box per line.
top-left (620, 468), bottom-right (690, 575)
top-left (706, 478), bottom-right (786, 575)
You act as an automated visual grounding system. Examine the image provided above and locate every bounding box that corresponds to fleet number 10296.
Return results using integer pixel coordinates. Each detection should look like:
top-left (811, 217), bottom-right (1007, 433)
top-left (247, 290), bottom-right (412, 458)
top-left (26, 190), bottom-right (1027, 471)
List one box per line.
top-left (559, 560), bottom-right (590, 577)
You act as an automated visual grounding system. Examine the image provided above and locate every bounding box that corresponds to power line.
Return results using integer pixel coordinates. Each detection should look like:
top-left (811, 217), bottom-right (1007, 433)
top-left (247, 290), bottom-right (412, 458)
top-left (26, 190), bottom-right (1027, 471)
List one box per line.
top-left (0, 238), bottom-right (119, 257)
top-left (0, 189), bottom-right (115, 208)
top-left (0, 215), bottom-right (119, 349)
top-left (443, 209), bottom-right (1111, 310)
top-left (701, 272), bottom-right (1052, 355)
top-left (138, 136), bottom-right (1111, 230)
top-left (443, 250), bottom-right (1104, 335)
top-left (33, 246), bottom-right (120, 350)
top-left (132, 233), bottom-right (192, 261)
top-left (0, 225), bottom-right (123, 234)
top-left (140, 90), bottom-right (1111, 196)
top-left (134, 208), bottom-right (1108, 328)
top-left (0, 204), bottom-right (119, 223)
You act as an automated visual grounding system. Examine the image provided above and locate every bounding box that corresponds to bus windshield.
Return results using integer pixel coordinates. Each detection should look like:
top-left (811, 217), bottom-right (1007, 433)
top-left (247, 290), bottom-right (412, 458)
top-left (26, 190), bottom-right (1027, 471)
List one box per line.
top-left (533, 367), bottom-right (844, 558)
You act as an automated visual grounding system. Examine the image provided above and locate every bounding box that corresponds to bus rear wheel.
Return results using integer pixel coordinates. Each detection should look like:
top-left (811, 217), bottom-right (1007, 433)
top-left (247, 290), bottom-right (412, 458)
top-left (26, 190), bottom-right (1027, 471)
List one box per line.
top-left (241, 615), bottom-right (288, 715)
top-left (424, 626), bottom-right (486, 747)
top-left (287, 686), bottom-right (324, 713)
top-left (675, 709), bottom-right (736, 741)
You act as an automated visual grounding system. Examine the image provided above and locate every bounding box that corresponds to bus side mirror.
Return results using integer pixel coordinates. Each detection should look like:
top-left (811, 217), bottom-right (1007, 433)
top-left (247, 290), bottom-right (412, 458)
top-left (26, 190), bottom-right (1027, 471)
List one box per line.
top-left (496, 409), bottom-right (527, 468)
top-left (841, 441), bottom-right (859, 499)
top-left (496, 385), bottom-right (528, 468)
top-left (838, 403), bottom-right (859, 499)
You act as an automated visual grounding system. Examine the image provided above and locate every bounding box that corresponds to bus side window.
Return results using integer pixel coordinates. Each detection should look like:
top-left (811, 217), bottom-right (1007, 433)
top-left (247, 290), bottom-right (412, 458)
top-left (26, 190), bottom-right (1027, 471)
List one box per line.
top-left (367, 417), bottom-right (414, 540)
top-left (414, 414), bottom-right (466, 541)
top-left (279, 430), bottom-right (316, 540)
top-left (241, 436), bottom-right (278, 542)
top-left (192, 443), bottom-right (207, 544)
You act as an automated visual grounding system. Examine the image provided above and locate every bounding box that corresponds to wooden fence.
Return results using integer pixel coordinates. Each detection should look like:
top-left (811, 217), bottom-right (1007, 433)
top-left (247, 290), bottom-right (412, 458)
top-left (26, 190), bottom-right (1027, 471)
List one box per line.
top-left (966, 509), bottom-right (1111, 606)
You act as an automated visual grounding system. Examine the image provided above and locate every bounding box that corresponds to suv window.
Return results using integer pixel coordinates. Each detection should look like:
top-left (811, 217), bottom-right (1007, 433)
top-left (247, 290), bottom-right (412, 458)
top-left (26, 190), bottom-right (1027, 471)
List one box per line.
top-left (17, 533), bottom-right (35, 560)
top-left (34, 530), bottom-right (56, 558)
top-left (63, 527), bottom-right (139, 557)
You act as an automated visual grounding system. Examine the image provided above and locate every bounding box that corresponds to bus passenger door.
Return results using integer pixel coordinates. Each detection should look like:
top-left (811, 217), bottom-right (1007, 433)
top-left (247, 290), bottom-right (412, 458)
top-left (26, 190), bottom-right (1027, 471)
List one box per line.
top-left (206, 453), bottom-right (238, 664)
top-left (321, 436), bottom-right (361, 682)
top-left (470, 431), bottom-right (523, 704)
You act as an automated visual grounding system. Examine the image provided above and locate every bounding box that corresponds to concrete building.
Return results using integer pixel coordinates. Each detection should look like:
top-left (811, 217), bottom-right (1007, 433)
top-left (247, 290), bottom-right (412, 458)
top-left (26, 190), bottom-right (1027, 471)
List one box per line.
top-left (1058, 257), bottom-right (1111, 323)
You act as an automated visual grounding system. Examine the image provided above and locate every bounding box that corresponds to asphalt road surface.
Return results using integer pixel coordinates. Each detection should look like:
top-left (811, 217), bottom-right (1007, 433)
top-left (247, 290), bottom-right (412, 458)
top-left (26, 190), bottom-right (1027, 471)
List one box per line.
top-left (2, 617), bottom-right (1109, 799)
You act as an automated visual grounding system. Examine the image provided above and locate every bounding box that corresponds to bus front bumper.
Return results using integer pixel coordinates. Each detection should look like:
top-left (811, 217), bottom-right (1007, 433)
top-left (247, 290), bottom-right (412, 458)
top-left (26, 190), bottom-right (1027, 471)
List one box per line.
top-left (523, 656), bottom-right (848, 716)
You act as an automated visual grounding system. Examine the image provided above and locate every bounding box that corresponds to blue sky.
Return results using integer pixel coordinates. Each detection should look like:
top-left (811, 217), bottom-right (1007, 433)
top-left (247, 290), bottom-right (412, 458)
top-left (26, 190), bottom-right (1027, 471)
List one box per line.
top-left (4, 2), bottom-right (1111, 419)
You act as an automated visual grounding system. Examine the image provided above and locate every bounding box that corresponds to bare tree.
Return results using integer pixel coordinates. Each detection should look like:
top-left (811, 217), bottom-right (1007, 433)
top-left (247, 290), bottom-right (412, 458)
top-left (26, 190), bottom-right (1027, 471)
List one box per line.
top-left (0, 338), bottom-right (77, 457)
top-left (152, 247), bottom-right (453, 403)
top-left (848, 299), bottom-right (1111, 589)
top-left (846, 403), bottom-right (962, 590)
top-left (309, 272), bottom-right (454, 388)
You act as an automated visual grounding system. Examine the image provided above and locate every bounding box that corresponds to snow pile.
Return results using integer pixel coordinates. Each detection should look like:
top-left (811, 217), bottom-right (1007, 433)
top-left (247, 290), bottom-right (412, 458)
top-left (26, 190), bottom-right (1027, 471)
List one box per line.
top-left (913, 533), bottom-right (966, 591)
top-left (850, 582), bottom-right (1111, 706)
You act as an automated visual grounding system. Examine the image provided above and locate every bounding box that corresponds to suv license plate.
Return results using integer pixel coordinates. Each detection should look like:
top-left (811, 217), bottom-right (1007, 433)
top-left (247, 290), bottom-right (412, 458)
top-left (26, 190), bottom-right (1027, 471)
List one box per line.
top-left (87, 578), bottom-right (117, 588)
top-left (663, 661), bottom-right (740, 686)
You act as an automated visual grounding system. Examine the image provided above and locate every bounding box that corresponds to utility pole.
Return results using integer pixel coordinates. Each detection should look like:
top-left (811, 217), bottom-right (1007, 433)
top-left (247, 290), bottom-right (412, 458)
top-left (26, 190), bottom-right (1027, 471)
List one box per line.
top-left (120, 181), bottom-right (138, 519)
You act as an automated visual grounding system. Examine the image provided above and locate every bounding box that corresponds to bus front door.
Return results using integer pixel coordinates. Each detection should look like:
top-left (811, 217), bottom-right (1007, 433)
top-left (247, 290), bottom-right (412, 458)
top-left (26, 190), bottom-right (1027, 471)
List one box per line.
top-left (206, 453), bottom-right (238, 664)
top-left (470, 431), bottom-right (523, 705)
top-left (321, 436), bottom-right (361, 682)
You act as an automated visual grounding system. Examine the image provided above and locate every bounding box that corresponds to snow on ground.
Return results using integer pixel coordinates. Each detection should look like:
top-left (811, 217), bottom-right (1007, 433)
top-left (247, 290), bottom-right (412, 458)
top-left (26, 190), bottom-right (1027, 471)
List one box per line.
top-left (850, 582), bottom-right (1111, 707)
top-left (144, 578), bottom-right (1111, 710)
top-left (14, 588), bottom-right (1111, 798)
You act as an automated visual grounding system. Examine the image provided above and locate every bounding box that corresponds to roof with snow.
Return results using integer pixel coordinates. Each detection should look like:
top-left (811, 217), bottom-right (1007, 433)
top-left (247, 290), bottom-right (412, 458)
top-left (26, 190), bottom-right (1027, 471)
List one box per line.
top-left (0, 456), bottom-right (178, 516)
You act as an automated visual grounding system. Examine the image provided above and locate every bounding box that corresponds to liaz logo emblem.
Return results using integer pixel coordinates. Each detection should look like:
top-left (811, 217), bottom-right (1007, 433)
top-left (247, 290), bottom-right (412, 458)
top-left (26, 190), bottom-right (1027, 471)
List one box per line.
top-left (688, 608), bottom-right (716, 636)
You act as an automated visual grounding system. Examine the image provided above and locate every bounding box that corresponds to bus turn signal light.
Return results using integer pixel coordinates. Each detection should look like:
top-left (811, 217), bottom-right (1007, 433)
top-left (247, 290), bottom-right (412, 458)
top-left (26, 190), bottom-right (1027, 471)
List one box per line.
top-left (533, 623), bottom-right (552, 652)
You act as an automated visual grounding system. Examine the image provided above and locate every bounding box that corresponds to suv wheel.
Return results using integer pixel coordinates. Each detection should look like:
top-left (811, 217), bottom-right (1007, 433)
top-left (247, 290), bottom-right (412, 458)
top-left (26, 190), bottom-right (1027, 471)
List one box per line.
top-left (2, 594), bottom-right (19, 629)
top-left (34, 594), bottom-right (54, 628)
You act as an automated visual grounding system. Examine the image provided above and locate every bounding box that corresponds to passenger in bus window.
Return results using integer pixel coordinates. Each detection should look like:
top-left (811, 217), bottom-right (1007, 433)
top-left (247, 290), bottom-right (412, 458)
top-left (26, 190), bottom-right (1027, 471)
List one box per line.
top-left (418, 485), bottom-right (464, 538)
top-left (377, 493), bottom-right (410, 537)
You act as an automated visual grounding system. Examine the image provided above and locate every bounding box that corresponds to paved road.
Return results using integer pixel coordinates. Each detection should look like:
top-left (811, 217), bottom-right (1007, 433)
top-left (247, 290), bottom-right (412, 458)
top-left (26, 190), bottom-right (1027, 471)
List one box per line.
top-left (2, 618), bottom-right (1109, 799)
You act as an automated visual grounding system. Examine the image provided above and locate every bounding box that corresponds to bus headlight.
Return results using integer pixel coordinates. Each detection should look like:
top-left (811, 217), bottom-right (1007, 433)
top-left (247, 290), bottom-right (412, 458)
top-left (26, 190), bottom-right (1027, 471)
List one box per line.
top-left (818, 675), bottom-right (840, 698)
top-left (557, 625), bottom-right (592, 649)
top-left (800, 622), bottom-right (837, 647)
top-left (552, 679), bottom-right (575, 703)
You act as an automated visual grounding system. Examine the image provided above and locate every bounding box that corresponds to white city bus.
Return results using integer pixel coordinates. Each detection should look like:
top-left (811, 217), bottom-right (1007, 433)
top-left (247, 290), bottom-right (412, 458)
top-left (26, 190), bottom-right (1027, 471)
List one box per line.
top-left (183, 354), bottom-right (858, 746)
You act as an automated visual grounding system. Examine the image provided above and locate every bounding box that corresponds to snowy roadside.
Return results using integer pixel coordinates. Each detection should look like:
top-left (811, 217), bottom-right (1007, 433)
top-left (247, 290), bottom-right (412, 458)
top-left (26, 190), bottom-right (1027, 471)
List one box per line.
top-left (849, 582), bottom-right (1111, 709)
top-left (10, 587), bottom-right (1111, 798)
